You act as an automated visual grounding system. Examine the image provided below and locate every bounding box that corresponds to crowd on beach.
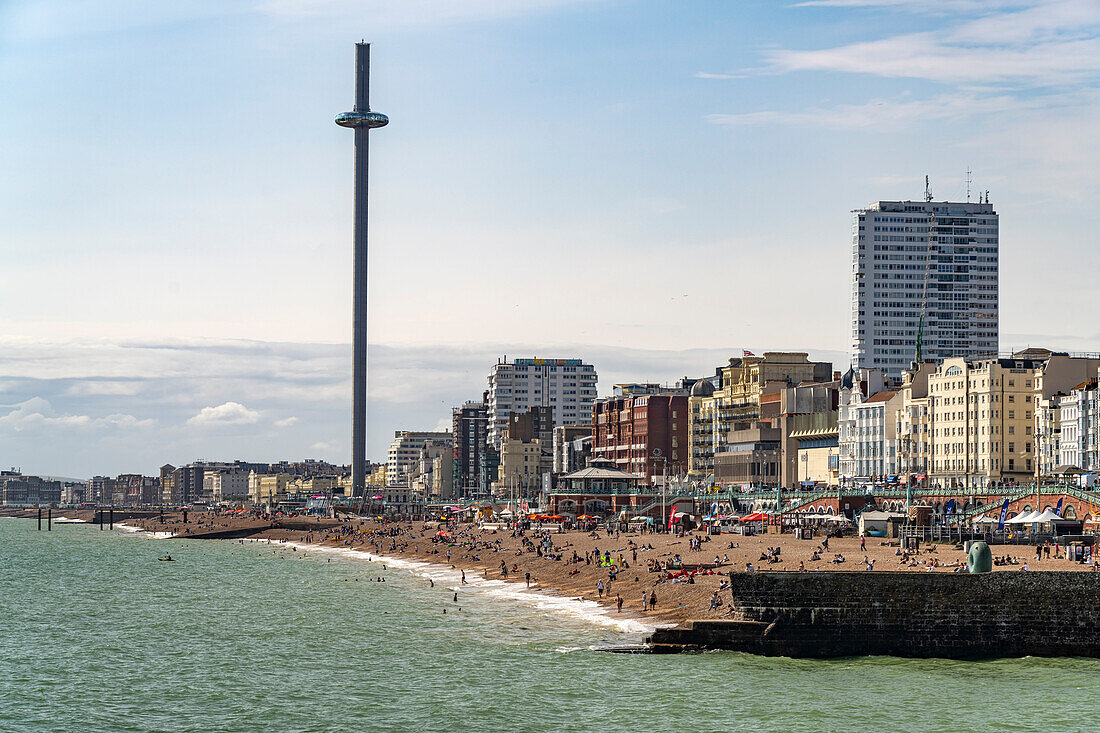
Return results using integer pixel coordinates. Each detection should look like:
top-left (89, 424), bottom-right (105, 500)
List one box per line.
top-left (123, 510), bottom-right (1099, 623)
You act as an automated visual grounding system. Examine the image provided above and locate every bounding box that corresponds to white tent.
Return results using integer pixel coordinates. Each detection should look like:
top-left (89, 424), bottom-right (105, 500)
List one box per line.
top-left (972, 514), bottom-right (997, 525)
top-left (823, 514), bottom-right (852, 523)
top-left (1034, 508), bottom-right (1074, 523)
top-left (1005, 510), bottom-right (1040, 524)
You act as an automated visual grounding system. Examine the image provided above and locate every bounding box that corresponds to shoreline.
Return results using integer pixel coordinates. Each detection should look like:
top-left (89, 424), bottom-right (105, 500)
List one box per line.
top-left (111, 518), bottom-right (662, 635)
top-left (279, 538), bottom-right (664, 635)
top-left (22, 509), bottom-right (1096, 628)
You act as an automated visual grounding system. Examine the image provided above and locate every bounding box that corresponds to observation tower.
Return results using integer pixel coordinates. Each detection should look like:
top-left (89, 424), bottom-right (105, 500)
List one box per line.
top-left (336, 43), bottom-right (388, 499)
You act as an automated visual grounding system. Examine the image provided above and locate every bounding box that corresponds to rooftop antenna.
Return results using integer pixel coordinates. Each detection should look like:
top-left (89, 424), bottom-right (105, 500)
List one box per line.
top-left (924, 175), bottom-right (933, 202)
top-left (966, 167), bottom-right (972, 202)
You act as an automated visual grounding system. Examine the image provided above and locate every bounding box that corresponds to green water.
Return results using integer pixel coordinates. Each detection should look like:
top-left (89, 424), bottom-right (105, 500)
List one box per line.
top-left (1, 518), bottom-right (1098, 732)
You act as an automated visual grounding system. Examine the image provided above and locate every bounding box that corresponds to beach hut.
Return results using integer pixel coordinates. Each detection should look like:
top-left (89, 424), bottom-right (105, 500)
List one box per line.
top-left (858, 510), bottom-right (905, 538)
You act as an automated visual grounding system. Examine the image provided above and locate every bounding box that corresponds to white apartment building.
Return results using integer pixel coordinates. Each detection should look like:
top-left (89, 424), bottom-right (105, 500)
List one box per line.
top-left (387, 431), bottom-right (452, 487)
top-left (1060, 392), bottom-right (1083, 470)
top-left (204, 470), bottom-right (249, 502)
top-left (851, 198), bottom-right (998, 378)
top-left (1060, 374), bottom-right (1099, 472)
top-left (839, 384), bottom-right (902, 485)
top-left (486, 358), bottom-right (597, 449)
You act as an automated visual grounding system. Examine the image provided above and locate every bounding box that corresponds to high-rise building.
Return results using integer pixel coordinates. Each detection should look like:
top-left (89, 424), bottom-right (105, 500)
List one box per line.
top-left (486, 358), bottom-right (597, 449)
top-left (851, 197), bottom-right (999, 378)
top-left (452, 397), bottom-right (490, 496)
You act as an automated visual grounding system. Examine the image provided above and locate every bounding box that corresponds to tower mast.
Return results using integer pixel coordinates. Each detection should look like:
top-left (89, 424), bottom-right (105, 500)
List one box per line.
top-left (336, 43), bottom-right (389, 503)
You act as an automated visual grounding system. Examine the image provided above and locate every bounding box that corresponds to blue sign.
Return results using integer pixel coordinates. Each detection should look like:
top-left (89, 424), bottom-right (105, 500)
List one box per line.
top-left (1056, 497), bottom-right (1064, 517)
top-left (997, 498), bottom-right (1010, 530)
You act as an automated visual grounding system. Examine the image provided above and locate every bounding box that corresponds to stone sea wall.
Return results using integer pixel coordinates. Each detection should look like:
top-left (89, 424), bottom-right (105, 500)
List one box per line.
top-left (646, 571), bottom-right (1100, 658)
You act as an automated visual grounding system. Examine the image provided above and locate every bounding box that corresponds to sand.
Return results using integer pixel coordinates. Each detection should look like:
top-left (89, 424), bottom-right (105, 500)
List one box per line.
top-left (117, 510), bottom-right (1093, 624)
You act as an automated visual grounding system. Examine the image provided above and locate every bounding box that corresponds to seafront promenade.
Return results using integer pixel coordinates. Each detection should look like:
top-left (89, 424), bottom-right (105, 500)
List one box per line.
top-left (97, 510), bottom-right (1092, 625)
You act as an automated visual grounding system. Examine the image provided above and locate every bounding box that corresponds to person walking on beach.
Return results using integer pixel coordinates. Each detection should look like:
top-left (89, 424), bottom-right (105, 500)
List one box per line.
top-left (525, 571), bottom-right (531, 588)
top-left (860, 536), bottom-right (866, 552)
top-left (596, 580), bottom-right (604, 598)
top-left (649, 590), bottom-right (657, 610)
top-left (616, 594), bottom-right (623, 613)
top-left (461, 570), bottom-right (468, 584)
top-left (642, 592), bottom-right (648, 611)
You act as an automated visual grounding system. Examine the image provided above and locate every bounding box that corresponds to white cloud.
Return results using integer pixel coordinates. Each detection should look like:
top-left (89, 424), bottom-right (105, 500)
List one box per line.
top-left (0, 397), bottom-right (151, 432)
top-left (274, 416), bottom-right (299, 427)
top-left (65, 380), bottom-right (143, 396)
top-left (187, 401), bottom-right (261, 426)
top-left (707, 93), bottom-right (1020, 129)
top-left (767, 1), bottom-right (1100, 84)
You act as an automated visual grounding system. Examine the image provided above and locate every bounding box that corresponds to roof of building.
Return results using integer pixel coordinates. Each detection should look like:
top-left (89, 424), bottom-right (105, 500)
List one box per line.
top-left (840, 367), bottom-right (856, 390)
top-left (864, 390), bottom-right (898, 404)
top-left (561, 465), bottom-right (642, 481)
top-left (690, 379), bottom-right (715, 397)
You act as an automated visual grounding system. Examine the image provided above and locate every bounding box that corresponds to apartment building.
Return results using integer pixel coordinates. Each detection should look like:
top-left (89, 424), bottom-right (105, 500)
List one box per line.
top-left (592, 390), bottom-right (688, 482)
top-left (838, 384), bottom-right (902, 486)
top-left (387, 431), bottom-right (452, 487)
top-left (452, 398), bottom-right (489, 496)
top-left (486, 357), bottom-right (597, 449)
top-left (851, 197), bottom-right (998, 378)
top-left (689, 353), bottom-right (832, 478)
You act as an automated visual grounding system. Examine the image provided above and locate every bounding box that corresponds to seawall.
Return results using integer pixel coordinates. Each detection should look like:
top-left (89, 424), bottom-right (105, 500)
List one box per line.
top-left (646, 571), bottom-right (1100, 659)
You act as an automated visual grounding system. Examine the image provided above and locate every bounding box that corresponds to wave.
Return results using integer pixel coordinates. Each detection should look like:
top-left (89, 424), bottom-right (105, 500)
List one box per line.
top-left (282, 540), bottom-right (664, 635)
top-left (116, 523), bottom-right (174, 539)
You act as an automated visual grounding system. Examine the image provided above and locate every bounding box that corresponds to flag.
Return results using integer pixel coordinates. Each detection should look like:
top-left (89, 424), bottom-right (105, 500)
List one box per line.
top-left (743, 350), bottom-right (754, 357)
top-left (1056, 497), bottom-right (1064, 517)
top-left (997, 498), bottom-right (1010, 530)
top-left (946, 499), bottom-right (955, 515)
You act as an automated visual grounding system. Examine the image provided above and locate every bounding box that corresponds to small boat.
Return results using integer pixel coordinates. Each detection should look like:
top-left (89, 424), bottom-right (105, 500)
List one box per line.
top-left (158, 557), bottom-right (175, 562)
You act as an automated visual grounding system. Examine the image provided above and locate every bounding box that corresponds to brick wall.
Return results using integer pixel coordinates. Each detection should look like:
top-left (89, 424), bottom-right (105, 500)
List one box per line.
top-left (647, 571), bottom-right (1100, 658)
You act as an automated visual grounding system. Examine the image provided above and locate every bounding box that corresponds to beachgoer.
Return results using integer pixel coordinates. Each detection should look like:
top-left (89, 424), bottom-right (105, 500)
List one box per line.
top-left (616, 594), bottom-right (623, 613)
top-left (642, 592), bottom-right (648, 611)
top-left (649, 590), bottom-right (657, 610)
top-left (596, 580), bottom-right (604, 598)
top-left (461, 571), bottom-right (468, 584)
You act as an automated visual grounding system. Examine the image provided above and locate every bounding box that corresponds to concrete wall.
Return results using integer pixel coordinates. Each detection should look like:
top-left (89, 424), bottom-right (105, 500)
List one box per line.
top-left (648, 571), bottom-right (1100, 658)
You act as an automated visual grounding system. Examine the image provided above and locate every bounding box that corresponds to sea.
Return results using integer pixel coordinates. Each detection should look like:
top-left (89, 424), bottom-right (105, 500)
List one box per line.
top-left (1, 517), bottom-right (1097, 733)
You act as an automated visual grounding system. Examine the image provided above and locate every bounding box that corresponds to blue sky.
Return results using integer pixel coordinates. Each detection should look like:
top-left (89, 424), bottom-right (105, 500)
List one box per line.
top-left (2, 0), bottom-right (1097, 477)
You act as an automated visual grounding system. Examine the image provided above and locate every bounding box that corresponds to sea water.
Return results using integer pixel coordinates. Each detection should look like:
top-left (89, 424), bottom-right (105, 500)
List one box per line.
top-left (1, 517), bottom-right (1098, 732)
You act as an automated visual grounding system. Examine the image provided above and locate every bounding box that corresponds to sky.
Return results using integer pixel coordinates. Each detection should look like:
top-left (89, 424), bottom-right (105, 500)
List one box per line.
top-left (1, 0), bottom-right (1097, 478)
